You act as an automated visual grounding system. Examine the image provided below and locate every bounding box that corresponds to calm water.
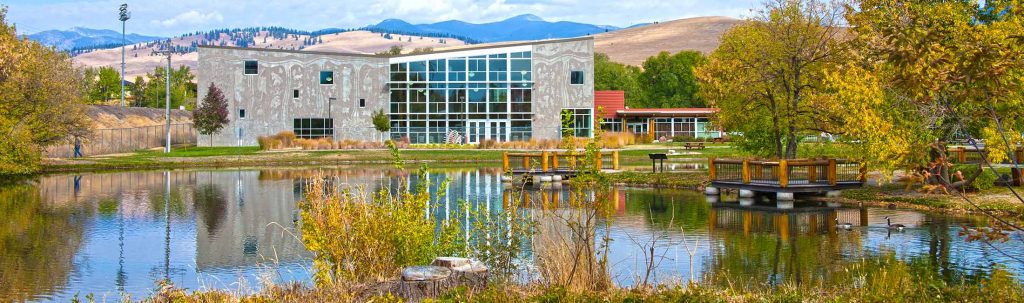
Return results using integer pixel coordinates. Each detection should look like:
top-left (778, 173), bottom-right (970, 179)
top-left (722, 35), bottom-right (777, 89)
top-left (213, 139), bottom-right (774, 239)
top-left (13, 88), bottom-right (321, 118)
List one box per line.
top-left (1, 166), bottom-right (1021, 302)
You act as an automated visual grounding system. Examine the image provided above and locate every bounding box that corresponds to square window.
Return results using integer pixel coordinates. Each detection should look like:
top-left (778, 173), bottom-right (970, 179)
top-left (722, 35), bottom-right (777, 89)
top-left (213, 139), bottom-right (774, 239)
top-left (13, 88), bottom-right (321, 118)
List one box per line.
top-left (320, 71), bottom-right (334, 85)
top-left (293, 89), bottom-right (299, 98)
top-left (570, 71), bottom-right (584, 85)
top-left (359, 98), bottom-right (366, 108)
top-left (244, 60), bottom-right (258, 75)
top-left (239, 109), bottom-right (246, 119)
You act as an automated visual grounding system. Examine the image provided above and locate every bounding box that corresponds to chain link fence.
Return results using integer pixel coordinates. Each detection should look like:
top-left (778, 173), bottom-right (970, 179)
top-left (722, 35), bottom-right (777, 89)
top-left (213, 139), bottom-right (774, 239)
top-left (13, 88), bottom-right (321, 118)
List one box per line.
top-left (47, 123), bottom-right (196, 158)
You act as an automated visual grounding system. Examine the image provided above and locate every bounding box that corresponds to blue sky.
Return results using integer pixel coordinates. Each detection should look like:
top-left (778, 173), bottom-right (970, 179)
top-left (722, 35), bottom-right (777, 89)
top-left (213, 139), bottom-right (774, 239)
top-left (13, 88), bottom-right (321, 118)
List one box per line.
top-left (5, 0), bottom-right (761, 36)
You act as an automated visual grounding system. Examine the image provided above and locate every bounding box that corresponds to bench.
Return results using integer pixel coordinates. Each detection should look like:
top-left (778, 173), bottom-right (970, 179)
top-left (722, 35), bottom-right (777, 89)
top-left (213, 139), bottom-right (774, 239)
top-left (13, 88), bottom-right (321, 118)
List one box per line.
top-left (683, 142), bottom-right (705, 150)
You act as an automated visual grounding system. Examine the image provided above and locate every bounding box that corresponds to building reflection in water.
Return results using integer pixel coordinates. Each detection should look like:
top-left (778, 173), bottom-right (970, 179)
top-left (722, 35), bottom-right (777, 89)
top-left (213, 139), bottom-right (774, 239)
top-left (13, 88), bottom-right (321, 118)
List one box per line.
top-left (2, 167), bottom-right (1020, 301)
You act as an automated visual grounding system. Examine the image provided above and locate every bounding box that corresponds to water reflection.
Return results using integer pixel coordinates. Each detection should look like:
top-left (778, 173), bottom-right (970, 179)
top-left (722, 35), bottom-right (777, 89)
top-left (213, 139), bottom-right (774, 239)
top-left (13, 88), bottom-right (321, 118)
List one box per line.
top-left (0, 167), bottom-right (1020, 301)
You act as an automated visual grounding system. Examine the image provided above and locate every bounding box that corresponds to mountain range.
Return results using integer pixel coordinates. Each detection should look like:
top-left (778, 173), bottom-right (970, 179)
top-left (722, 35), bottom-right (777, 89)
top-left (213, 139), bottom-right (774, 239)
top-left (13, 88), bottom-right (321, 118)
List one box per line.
top-left (27, 27), bottom-right (164, 51)
top-left (368, 14), bottom-right (620, 43)
top-left (29, 14), bottom-right (629, 51)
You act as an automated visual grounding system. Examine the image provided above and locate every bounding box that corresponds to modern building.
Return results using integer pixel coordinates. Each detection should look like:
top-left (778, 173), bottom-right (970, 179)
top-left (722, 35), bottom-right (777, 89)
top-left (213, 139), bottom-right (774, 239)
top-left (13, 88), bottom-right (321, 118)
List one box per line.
top-left (594, 90), bottom-right (721, 140)
top-left (195, 37), bottom-right (595, 146)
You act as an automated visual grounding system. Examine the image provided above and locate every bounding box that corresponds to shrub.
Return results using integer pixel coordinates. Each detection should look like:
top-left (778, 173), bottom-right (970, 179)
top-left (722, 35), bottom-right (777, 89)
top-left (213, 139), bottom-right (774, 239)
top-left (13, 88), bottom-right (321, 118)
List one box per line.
top-left (276, 131), bottom-right (297, 147)
top-left (953, 164), bottom-right (998, 191)
top-left (600, 132), bottom-right (635, 148)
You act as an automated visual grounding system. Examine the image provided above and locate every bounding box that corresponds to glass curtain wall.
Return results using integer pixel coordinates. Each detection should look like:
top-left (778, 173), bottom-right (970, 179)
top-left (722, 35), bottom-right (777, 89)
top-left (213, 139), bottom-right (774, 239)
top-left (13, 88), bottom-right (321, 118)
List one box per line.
top-left (389, 51), bottom-right (533, 144)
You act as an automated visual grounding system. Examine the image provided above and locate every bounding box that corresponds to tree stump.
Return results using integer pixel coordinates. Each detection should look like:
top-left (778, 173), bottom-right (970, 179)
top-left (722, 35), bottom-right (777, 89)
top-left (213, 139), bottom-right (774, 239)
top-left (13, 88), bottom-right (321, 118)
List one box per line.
top-left (382, 257), bottom-right (489, 302)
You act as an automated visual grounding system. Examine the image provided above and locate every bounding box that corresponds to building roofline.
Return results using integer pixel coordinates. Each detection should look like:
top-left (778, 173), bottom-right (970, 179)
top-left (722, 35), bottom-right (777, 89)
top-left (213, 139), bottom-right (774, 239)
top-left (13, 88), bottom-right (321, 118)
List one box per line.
top-left (392, 36), bottom-right (594, 58)
top-left (197, 36), bottom-right (595, 59)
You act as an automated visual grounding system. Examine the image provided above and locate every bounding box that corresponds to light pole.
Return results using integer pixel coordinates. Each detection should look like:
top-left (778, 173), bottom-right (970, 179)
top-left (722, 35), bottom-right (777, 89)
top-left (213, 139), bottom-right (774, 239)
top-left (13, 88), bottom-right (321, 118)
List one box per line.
top-left (155, 50), bottom-right (172, 153)
top-left (119, 4), bottom-right (130, 107)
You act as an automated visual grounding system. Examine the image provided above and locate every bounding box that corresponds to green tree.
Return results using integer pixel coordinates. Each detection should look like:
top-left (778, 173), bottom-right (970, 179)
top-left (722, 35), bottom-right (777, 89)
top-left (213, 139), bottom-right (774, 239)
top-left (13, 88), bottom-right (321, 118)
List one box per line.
top-left (89, 66), bottom-right (121, 104)
top-left (0, 6), bottom-right (91, 174)
top-left (376, 45), bottom-right (403, 56)
top-left (594, 53), bottom-right (643, 104)
top-left (372, 109), bottom-right (391, 140)
top-left (142, 65), bottom-right (196, 110)
top-left (130, 75), bottom-right (146, 106)
top-left (639, 51), bottom-right (706, 108)
top-left (193, 82), bottom-right (230, 146)
top-left (696, 0), bottom-right (847, 159)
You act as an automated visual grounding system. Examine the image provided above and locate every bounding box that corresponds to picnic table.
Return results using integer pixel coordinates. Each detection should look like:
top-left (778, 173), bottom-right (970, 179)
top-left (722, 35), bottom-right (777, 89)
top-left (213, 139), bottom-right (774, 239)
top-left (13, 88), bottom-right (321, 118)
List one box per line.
top-left (683, 142), bottom-right (705, 150)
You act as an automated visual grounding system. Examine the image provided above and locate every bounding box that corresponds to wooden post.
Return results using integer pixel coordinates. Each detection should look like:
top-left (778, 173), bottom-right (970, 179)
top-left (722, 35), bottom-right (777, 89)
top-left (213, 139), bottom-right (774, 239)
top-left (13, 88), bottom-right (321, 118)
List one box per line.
top-left (541, 151), bottom-right (549, 172)
top-left (612, 150), bottom-right (620, 170)
top-left (502, 152), bottom-right (510, 171)
top-left (742, 159), bottom-right (751, 184)
top-left (1015, 148), bottom-right (1023, 186)
top-left (859, 163), bottom-right (868, 183)
top-left (708, 158), bottom-right (717, 180)
top-left (595, 152), bottom-right (603, 170)
top-left (552, 153), bottom-right (560, 170)
top-left (647, 119), bottom-right (654, 140)
top-left (569, 153), bottom-right (577, 169)
top-left (808, 165), bottom-right (817, 183)
top-left (958, 148), bottom-right (966, 163)
top-left (523, 154), bottom-right (530, 169)
top-left (828, 159), bottom-right (837, 186)
top-left (779, 160), bottom-right (789, 188)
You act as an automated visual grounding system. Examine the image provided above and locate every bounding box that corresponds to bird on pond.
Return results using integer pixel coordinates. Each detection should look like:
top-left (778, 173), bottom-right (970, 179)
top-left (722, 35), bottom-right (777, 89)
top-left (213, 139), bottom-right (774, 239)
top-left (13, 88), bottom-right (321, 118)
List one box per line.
top-left (885, 216), bottom-right (905, 231)
top-left (835, 218), bottom-right (853, 230)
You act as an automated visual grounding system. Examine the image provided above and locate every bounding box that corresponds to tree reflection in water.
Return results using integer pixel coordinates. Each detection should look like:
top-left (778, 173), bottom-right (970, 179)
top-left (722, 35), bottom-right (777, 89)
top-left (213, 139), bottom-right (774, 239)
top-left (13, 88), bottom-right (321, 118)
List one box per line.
top-left (0, 181), bottom-right (88, 302)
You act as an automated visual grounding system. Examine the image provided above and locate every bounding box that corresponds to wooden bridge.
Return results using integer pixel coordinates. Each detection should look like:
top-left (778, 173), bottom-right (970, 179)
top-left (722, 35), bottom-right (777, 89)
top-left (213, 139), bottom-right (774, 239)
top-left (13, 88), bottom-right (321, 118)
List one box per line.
top-left (707, 158), bottom-right (866, 201)
top-left (501, 151), bottom-right (620, 181)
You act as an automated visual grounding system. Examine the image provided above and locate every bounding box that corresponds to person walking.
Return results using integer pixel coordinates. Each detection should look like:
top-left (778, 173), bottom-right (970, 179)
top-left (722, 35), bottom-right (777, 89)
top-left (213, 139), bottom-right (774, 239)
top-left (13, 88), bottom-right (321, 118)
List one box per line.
top-left (73, 137), bottom-right (84, 158)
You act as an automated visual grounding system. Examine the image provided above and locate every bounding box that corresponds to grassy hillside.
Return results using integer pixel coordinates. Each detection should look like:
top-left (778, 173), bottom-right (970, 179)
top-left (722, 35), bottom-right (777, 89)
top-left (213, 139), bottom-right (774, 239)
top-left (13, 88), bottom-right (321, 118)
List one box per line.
top-left (72, 30), bottom-right (465, 78)
top-left (593, 16), bottom-right (742, 66)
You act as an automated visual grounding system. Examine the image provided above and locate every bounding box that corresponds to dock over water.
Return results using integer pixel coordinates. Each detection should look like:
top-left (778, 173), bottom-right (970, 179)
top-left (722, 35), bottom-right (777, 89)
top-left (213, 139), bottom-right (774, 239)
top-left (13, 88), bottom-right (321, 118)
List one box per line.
top-left (706, 158), bottom-right (866, 202)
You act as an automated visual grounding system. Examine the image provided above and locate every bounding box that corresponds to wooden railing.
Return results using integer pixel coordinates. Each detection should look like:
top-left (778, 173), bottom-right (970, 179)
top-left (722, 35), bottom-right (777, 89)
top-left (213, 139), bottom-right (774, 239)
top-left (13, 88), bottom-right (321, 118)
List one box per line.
top-left (502, 151), bottom-right (620, 172)
top-left (948, 147), bottom-right (1023, 164)
top-left (709, 158), bottom-right (865, 188)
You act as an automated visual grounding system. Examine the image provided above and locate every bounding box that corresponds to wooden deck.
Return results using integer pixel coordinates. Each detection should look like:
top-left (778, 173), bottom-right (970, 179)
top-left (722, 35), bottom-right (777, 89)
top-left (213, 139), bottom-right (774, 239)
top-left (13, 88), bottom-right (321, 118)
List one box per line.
top-left (708, 158), bottom-right (866, 193)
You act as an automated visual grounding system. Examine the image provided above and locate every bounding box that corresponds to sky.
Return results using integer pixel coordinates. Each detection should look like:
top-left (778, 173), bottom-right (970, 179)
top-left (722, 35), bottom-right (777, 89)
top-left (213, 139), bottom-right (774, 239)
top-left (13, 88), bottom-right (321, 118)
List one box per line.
top-left (5, 0), bottom-right (761, 36)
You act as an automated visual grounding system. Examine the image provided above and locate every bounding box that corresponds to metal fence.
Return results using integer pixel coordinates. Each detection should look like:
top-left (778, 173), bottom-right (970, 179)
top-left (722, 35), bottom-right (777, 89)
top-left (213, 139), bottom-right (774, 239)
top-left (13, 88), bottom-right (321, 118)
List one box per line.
top-left (47, 123), bottom-right (196, 158)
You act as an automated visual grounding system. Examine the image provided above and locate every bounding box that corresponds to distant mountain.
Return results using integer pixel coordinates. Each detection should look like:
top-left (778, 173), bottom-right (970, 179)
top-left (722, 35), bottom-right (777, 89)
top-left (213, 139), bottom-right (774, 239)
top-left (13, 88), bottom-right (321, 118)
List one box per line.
top-left (369, 14), bottom-right (620, 43)
top-left (28, 27), bottom-right (163, 51)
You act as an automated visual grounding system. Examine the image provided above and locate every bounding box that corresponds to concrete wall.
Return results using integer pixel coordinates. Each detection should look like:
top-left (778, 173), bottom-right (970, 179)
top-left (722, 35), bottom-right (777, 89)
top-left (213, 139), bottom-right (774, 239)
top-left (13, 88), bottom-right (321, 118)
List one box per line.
top-left (196, 47), bottom-right (389, 146)
top-left (196, 37), bottom-right (594, 146)
top-left (531, 38), bottom-right (595, 139)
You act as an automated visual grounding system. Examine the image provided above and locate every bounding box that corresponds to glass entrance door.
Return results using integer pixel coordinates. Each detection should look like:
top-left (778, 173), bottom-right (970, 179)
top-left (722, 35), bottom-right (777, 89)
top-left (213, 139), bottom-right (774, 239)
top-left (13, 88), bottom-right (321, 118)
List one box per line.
top-left (467, 120), bottom-right (509, 144)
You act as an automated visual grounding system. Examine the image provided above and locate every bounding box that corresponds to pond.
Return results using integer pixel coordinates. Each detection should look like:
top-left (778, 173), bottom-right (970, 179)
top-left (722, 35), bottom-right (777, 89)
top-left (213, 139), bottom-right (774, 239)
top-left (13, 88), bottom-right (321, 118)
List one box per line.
top-left (1, 166), bottom-right (1020, 301)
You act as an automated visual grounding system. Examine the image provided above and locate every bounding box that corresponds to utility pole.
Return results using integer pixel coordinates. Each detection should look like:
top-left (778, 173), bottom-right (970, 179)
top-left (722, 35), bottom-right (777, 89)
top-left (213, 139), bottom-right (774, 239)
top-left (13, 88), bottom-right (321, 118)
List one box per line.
top-left (156, 50), bottom-right (172, 153)
top-left (119, 4), bottom-right (130, 107)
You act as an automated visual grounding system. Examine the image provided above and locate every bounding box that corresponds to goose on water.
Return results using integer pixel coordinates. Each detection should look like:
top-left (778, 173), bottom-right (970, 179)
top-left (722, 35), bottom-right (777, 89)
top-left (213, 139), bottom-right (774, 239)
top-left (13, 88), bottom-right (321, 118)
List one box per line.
top-left (835, 218), bottom-right (852, 230)
top-left (885, 216), bottom-right (905, 231)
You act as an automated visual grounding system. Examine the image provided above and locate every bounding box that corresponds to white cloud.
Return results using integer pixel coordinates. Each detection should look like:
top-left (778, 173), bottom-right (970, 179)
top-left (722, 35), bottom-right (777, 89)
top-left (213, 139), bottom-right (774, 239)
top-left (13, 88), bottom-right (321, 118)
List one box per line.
top-left (153, 10), bottom-right (224, 27)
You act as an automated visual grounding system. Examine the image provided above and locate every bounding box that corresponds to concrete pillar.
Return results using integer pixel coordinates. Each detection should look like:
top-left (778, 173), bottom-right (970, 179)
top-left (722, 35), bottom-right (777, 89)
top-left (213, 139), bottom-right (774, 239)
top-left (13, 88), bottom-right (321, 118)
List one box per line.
top-left (739, 198), bottom-right (755, 206)
top-left (705, 186), bottom-right (720, 195)
top-left (827, 202), bottom-right (842, 208)
top-left (826, 190), bottom-right (841, 198)
top-left (501, 175), bottom-right (512, 183)
top-left (777, 200), bottom-right (794, 209)
top-left (776, 192), bottom-right (794, 201)
top-left (739, 189), bottom-right (755, 198)
top-left (552, 175), bottom-right (563, 181)
top-left (705, 195), bottom-right (719, 204)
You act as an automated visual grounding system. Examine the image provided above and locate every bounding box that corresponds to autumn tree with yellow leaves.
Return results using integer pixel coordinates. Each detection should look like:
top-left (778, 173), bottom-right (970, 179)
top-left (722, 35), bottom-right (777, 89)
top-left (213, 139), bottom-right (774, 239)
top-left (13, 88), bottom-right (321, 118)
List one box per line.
top-left (0, 6), bottom-right (91, 175)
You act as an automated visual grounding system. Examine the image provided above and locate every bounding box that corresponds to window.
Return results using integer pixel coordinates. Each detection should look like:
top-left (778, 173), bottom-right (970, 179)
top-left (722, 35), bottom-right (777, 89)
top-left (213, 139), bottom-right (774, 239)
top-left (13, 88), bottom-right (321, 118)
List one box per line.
top-left (320, 71), bottom-right (334, 85)
top-left (560, 108), bottom-right (592, 138)
top-left (293, 89), bottom-right (299, 99)
top-left (293, 118), bottom-right (334, 139)
top-left (244, 60), bottom-right (258, 75)
top-left (239, 109), bottom-right (246, 119)
top-left (570, 71), bottom-right (584, 85)
top-left (359, 98), bottom-right (366, 108)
